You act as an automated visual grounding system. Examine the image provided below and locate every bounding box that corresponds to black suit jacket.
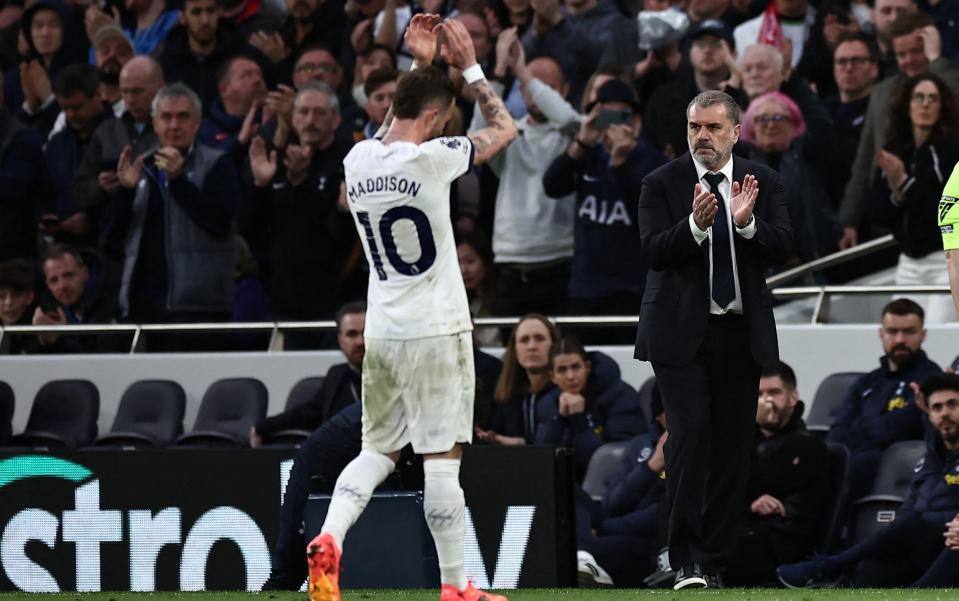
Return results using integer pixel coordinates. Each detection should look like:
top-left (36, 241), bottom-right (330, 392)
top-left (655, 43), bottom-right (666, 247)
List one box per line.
top-left (634, 152), bottom-right (794, 369)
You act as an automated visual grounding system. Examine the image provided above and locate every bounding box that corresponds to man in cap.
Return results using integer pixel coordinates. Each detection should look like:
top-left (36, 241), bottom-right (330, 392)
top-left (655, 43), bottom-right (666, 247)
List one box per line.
top-left (645, 19), bottom-right (745, 158)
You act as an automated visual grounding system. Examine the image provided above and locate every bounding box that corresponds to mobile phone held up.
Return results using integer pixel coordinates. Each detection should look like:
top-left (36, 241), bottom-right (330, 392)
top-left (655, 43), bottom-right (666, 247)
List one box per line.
top-left (595, 108), bottom-right (631, 129)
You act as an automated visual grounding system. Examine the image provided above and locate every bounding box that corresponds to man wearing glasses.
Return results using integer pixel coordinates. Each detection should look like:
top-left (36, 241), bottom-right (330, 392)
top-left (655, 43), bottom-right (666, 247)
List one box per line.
top-left (824, 33), bottom-right (879, 212)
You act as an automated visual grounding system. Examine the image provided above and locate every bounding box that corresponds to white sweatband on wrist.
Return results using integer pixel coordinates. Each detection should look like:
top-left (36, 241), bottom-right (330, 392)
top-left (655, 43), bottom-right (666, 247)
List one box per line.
top-left (462, 64), bottom-right (485, 84)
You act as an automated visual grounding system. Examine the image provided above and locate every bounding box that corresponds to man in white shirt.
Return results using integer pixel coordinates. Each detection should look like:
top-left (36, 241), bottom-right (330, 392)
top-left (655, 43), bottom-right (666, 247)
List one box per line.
top-left (470, 27), bottom-right (579, 316)
top-left (305, 14), bottom-right (517, 601)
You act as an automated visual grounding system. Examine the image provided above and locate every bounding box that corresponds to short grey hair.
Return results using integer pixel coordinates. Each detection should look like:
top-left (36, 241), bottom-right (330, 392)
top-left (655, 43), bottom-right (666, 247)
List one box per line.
top-left (151, 82), bottom-right (202, 118)
top-left (686, 90), bottom-right (741, 126)
top-left (739, 43), bottom-right (784, 72)
top-left (295, 81), bottom-right (339, 113)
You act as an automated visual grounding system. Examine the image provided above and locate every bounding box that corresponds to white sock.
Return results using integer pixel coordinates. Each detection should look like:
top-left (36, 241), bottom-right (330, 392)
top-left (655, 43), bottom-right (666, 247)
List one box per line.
top-left (424, 458), bottom-right (468, 590)
top-left (321, 450), bottom-right (395, 548)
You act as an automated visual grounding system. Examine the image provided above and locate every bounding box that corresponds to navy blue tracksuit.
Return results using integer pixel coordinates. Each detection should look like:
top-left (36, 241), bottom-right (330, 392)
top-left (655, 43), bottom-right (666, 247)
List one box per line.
top-left (574, 421), bottom-right (666, 586)
top-left (535, 351), bottom-right (646, 482)
top-left (828, 435), bottom-right (959, 587)
top-left (829, 351), bottom-right (941, 497)
top-left (542, 139), bottom-right (667, 313)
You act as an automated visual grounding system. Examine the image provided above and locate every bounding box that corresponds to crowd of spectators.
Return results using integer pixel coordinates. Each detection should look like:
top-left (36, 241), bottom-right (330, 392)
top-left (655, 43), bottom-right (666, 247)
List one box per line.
top-left (2, 0), bottom-right (959, 353)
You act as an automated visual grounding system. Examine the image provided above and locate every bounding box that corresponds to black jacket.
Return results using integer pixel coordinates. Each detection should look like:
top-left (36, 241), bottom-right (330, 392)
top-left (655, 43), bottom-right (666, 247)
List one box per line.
top-left (635, 152), bottom-right (794, 368)
top-left (644, 72), bottom-right (748, 158)
top-left (744, 401), bottom-right (831, 549)
top-left (543, 139), bottom-right (667, 299)
top-left (155, 20), bottom-right (273, 107)
top-left (255, 362), bottom-right (361, 437)
top-left (42, 104), bottom-right (113, 248)
top-left (872, 137), bottom-right (959, 258)
top-left (239, 137), bottom-right (356, 319)
top-left (33, 250), bottom-right (123, 353)
top-left (0, 107), bottom-right (47, 261)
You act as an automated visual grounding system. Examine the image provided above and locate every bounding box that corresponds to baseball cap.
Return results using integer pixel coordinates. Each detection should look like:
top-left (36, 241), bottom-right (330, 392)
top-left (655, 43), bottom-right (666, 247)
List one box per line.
top-left (587, 79), bottom-right (640, 113)
top-left (92, 25), bottom-right (134, 52)
top-left (689, 19), bottom-right (735, 49)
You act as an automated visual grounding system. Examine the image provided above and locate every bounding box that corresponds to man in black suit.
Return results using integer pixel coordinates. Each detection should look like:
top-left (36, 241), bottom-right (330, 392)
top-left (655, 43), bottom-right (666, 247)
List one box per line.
top-left (635, 90), bottom-right (793, 589)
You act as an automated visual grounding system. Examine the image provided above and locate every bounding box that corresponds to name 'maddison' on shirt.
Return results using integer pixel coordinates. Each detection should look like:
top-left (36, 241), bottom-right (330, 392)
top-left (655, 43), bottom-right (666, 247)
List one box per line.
top-left (348, 175), bottom-right (423, 202)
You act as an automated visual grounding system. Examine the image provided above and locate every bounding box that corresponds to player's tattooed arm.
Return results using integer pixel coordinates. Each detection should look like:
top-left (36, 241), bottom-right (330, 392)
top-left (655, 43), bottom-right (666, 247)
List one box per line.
top-left (468, 78), bottom-right (517, 165)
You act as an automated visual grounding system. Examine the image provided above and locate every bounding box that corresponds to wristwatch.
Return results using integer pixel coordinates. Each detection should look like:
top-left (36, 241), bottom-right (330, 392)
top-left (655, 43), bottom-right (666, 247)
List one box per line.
top-left (735, 214), bottom-right (755, 229)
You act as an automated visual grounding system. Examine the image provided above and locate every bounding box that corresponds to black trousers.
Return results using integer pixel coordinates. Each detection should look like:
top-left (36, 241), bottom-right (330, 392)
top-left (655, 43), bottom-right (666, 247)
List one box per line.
top-left (568, 293), bottom-right (643, 345)
top-left (492, 260), bottom-right (571, 317)
top-left (653, 313), bottom-right (760, 572)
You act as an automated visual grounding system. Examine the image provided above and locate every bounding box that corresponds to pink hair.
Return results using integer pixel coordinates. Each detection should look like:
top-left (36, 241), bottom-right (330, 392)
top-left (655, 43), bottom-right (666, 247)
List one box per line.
top-left (740, 91), bottom-right (806, 146)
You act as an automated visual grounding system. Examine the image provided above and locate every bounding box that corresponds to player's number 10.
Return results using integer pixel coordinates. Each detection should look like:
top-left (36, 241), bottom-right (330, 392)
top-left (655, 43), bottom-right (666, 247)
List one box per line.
top-left (357, 207), bottom-right (437, 281)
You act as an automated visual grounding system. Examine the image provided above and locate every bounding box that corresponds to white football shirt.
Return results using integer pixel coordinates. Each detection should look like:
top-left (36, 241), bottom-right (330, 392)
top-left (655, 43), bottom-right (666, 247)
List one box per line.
top-left (344, 136), bottom-right (475, 340)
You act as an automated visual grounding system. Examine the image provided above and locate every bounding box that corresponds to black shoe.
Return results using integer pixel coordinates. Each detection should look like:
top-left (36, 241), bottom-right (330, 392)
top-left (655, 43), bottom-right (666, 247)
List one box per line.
top-left (673, 564), bottom-right (707, 590)
top-left (705, 572), bottom-right (724, 589)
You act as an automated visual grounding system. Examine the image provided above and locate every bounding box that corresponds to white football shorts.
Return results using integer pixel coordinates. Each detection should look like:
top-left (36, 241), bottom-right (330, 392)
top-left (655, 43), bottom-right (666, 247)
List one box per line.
top-left (361, 331), bottom-right (475, 455)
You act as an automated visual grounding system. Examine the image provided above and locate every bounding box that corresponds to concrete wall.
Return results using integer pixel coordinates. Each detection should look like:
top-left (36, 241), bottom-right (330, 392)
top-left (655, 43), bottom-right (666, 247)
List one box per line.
top-left (3, 323), bottom-right (958, 434)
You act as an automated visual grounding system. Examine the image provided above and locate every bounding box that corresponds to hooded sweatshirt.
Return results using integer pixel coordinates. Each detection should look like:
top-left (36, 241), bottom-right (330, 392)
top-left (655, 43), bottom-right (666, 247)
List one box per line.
top-left (3, 0), bottom-right (83, 114)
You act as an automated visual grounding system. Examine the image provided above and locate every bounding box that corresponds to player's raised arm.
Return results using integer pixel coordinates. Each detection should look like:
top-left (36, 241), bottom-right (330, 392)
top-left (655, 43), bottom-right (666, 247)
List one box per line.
top-left (440, 19), bottom-right (517, 165)
top-left (372, 13), bottom-right (442, 139)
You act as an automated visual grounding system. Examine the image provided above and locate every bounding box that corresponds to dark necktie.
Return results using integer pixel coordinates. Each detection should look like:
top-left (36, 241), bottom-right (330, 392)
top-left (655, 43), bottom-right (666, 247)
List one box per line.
top-left (704, 173), bottom-right (735, 308)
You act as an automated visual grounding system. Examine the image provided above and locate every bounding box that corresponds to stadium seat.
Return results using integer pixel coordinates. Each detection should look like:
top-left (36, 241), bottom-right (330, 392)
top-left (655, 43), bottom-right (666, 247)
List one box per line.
top-left (814, 442), bottom-right (851, 553)
top-left (806, 372), bottom-right (864, 434)
top-left (286, 376), bottom-right (325, 411)
top-left (848, 440), bottom-right (927, 544)
top-left (582, 441), bottom-right (630, 501)
top-left (260, 376), bottom-right (326, 447)
top-left (636, 377), bottom-right (656, 425)
top-left (0, 381), bottom-right (13, 446)
top-left (94, 380), bottom-right (186, 448)
top-left (174, 378), bottom-right (268, 447)
top-left (9, 380), bottom-right (99, 448)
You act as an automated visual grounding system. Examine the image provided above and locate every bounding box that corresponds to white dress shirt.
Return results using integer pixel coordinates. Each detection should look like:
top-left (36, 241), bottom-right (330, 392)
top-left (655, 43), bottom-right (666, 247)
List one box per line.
top-left (687, 155), bottom-right (757, 315)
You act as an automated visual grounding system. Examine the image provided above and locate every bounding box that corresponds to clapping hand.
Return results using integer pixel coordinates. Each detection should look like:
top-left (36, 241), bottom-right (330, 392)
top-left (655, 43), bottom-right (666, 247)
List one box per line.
top-left (404, 13), bottom-right (441, 67)
top-left (284, 144), bottom-right (313, 186)
top-left (730, 173), bottom-right (759, 227)
top-left (493, 27), bottom-right (518, 79)
top-left (691, 183), bottom-right (718, 231)
top-left (20, 60), bottom-right (52, 110)
top-left (249, 136), bottom-right (278, 187)
top-left (116, 145), bottom-right (144, 189)
top-left (920, 25), bottom-right (942, 62)
top-left (238, 99), bottom-right (263, 146)
top-left (438, 17), bottom-right (477, 71)
top-left (249, 31), bottom-right (288, 63)
top-left (877, 149), bottom-right (908, 197)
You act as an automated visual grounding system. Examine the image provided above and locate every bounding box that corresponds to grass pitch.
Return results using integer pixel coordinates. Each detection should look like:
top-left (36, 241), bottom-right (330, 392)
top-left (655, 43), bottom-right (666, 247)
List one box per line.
top-left (0, 590), bottom-right (956, 600)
